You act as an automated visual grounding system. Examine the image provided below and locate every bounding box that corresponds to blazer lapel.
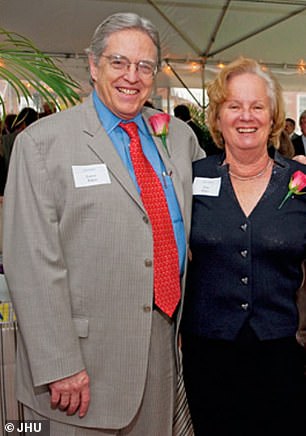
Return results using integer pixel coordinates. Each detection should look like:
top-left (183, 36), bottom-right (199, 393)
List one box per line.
top-left (82, 98), bottom-right (185, 215)
top-left (81, 98), bottom-right (144, 211)
top-left (89, 130), bottom-right (145, 210)
top-left (142, 110), bottom-right (185, 216)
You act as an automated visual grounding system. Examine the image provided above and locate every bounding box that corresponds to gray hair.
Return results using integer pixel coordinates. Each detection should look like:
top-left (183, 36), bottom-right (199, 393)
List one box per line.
top-left (85, 12), bottom-right (161, 68)
top-left (299, 110), bottom-right (306, 124)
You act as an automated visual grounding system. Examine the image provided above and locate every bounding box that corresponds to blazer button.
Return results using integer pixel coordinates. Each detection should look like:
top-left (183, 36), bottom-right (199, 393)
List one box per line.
top-left (240, 223), bottom-right (248, 232)
top-left (144, 259), bottom-right (153, 267)
top-left (143, 305), bottom-right (152, 313)
top-left (241, 277), bottom-right (248, 285)
top-left (241, 303), bottom-right (249, 311)
top-left (240, 249), bottom-right (248, 258)
top-left (143, 216), bottom-right (149, 224)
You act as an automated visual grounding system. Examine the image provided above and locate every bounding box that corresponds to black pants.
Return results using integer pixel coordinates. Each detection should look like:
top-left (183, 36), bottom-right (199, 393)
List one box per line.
top-left (182, 330), bottom-right (306, 436)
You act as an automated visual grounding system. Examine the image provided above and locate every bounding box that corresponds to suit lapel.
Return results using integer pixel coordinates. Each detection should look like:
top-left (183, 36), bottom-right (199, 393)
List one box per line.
top-left (82, 99), bottom-right (185, 215)
top-left (89, 130), bottom-right (145, 210)
top-left (81, 98), bottom-right (144, 211)
top-left (142, 110), bottom-right (185, 216)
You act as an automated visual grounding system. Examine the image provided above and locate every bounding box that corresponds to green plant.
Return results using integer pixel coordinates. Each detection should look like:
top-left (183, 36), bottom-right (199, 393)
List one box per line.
top-left (0, 29), bottom-right (81, 117)
top-left (188, 103), bottom-right (214, 145)
top-left (188, 104), bottom-right (206, 129)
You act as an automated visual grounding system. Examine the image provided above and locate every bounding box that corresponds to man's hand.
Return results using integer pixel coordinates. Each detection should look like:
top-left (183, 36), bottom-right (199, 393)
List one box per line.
top-left (49, 369), bottom-right (90, 417)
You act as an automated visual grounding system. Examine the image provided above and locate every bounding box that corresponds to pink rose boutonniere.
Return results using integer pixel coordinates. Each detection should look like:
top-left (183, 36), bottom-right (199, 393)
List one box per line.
top-left (149, 113), bottom-right (171, 157)
top-left (278, 170), bottom-right (306, 209)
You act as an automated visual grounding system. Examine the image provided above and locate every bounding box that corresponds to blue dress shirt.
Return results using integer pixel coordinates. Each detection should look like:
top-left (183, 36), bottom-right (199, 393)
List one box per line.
top-left (93, 91), bottom-right (186, 274)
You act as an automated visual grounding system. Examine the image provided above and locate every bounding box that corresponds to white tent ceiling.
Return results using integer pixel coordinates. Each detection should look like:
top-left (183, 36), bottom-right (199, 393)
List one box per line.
top-left (2, 0), bottom-right (306, 95)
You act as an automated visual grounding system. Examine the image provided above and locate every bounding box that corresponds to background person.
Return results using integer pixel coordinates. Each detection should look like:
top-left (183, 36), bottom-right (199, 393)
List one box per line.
top-left (39, 101), bottom-right (57, 117)
top-left (1, 107), bottom-right (38, 184)
top-left (1, 113), bottom-right (17, 135)
top-left (3, 12), bottom-right (203, 436)
top-left (269, 129), bottom-right (294, 159)
top-left (174, 103), bottom-right (220, 156)
top-left (174, 104), bottom-right (206, 148)
top-left (181, 57), bottom-right (306, 436)
top-left (284, 116), bottom-right (298, 140)
top-left (292, 110), bottom-right (306, 155)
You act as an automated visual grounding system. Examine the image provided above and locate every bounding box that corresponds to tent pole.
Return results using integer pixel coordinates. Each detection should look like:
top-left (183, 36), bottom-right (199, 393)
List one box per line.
top-left (147, 0), bottom-right (202, 55)
top-left (165, 61), bottom-right (203, 107)
top-left (201, 60), bottom-right (206, 124)
top-left (167, 87), bottom-right (170, 114)
top-left (208, 4), bottom-right (306, 58)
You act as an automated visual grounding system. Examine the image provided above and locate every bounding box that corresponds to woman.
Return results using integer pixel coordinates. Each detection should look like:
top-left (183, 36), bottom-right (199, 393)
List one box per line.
top-left (181, 57), bottom-right (306, 436)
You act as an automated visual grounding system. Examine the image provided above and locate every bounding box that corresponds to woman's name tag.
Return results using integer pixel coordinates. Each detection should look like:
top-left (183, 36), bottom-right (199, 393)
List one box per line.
top-left (192, 177), bottom-right (221, 196)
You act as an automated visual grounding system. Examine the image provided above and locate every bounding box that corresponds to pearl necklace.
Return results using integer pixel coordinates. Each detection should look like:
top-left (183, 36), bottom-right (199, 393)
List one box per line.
top-left (228, 158), bottom-right (273, 181)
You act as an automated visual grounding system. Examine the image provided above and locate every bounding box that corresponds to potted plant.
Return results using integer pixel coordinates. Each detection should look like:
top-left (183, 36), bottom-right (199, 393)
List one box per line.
top-left (0, 28), bottom-right (81, 117)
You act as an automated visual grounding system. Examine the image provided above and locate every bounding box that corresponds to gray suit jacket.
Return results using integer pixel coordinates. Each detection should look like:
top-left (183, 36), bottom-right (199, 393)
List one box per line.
top-left (3, 96), bottom-right (204, 429)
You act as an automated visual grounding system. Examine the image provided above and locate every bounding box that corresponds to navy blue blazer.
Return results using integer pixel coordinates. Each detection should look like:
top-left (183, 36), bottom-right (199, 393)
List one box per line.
top-left (292, 135), bottom-right (306, 156)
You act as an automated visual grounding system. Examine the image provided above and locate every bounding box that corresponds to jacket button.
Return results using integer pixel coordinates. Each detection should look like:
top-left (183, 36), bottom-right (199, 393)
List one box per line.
top-left (240, 223), bottom-right (248, 232)
top-left (241, 249), bottom-right (248, 258)
top-left (143, 216), bottom-right (149, 224)
top-left (143, 305), bottom-right (152, 312)
top-left (241, 277), bottom-right (248, 285)
top-left (241, 303), bottom-right (249, 311)
top-left (144, 259), bottom-right (153, 267)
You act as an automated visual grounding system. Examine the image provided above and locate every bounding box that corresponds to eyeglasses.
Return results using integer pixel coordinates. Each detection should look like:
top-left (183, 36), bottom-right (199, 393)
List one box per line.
top-left (101, 54), bottom-right (158, 77)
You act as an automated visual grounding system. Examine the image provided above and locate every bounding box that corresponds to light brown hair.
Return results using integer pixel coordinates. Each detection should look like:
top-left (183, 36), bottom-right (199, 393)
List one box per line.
top-left (206, 57), bottom-right (285, 149)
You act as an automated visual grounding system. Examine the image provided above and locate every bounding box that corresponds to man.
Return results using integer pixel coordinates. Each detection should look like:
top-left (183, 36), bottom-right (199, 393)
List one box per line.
top-left (284, 117), bottom-right (298, 141)
top-left (174, 104), bottom-right (220, 156)
top-left (3, 13), bottom-right (204, 436)
top-left (292, 110), bottom-right (306, 155)
top-left (40, 101), bottom-right (57, 117)
top-left (1, 107), bottom-right (38, 173)
top-left (174, 104), bottom-right (204, 145)
top-left (1, 107), bottom-right (38, 196)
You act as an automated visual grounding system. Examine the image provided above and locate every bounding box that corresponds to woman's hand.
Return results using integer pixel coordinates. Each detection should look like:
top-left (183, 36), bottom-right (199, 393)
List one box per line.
top-left (293, 155), bottom-right (306, 165)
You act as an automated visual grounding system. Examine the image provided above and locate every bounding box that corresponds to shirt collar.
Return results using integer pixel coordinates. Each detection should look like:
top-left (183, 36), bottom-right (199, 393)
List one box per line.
top-left (92, 90), bottom-right (150, 137)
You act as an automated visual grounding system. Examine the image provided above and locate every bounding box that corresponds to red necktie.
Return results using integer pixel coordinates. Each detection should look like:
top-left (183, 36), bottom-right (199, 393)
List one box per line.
top-left (119, 121), bottom-right (180, 317)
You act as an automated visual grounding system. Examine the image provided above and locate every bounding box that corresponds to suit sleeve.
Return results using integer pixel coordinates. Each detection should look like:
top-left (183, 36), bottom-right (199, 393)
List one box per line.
top-left (190, 130), bottom-right (206, 161)
top-left (3, 130), bottom-right (85, 387)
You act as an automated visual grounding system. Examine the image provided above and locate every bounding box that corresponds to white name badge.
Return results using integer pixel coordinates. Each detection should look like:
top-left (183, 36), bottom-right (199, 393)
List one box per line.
top-left (192, 177), bottom-right (221, 197)
top-left (72, 164), bottom-right (111, 188)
